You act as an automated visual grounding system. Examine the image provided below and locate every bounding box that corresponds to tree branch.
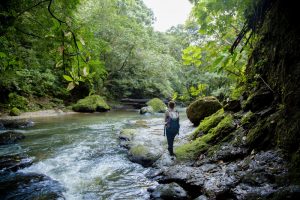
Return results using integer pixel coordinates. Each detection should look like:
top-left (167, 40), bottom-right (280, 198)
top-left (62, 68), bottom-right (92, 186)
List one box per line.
top-left (15, 27), bottom-right (42, 39)
top-left (16, 0), bottom-right (50, 18)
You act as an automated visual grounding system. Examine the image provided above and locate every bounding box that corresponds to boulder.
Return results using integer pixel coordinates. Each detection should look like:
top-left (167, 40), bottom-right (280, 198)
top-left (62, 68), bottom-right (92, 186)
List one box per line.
top-left (0, 131), bottom-right (25, 145)
top-left (0, 154), bottom-right (33, 172)
top-left (72, 95), bottom-right (110, 112)
top-left (148, 182), bottom-right (188, 200)
top-left (0, 172), bottom-right (65, 199)
top-left (139, 106), bottom-right (154, 115)
top-left (9, 107), bottom-right (21, 116)
top-left (0, 119), bottom-right (34, 129)
top-left (242, 86), bottom-right (274, 112)
top-left (128, 144), bottom-right (162, 167)
top-left (146, 98), bottom-right (166, 113)
top-left (224, 99), bottom-right (241, 112)
top-left (186, 96), bottom-right (222, 126)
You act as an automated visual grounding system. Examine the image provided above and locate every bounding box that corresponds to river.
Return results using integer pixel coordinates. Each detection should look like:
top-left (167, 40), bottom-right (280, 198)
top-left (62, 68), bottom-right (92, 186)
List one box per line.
top-left (3, 110), bottom-right (167, 199)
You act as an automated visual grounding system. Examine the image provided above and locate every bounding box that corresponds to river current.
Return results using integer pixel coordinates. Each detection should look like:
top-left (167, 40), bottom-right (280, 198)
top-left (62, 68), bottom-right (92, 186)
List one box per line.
top-left (6, 110), bottom-right (163, 199)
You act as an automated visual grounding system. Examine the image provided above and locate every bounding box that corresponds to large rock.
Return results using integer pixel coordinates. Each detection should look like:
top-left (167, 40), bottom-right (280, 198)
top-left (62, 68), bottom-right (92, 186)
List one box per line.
top-left (139, 106), bottom-right (154, 115)
top-left (72, 95), bottom-right (110, 112)
top-left (145, 98), bottom-right (166, 113)
top-left (0, 172), bottom-right (65, 199)
top-left (242, 86), bottom-right (274, 112)
top-left (186, 96), bottom-right (222, 126)
top-left (128, 144), bottom-right (162, 167)
top-left (148, 182), bottom-right (188, 200)
top-left (0, 131), bottom-right (25, 145)
top-left (0, 119), bottom-right (34, 129)
top-left (0, 154), bottom-right (33, 172)
top-left (119, 119), bottom-right (166, 167)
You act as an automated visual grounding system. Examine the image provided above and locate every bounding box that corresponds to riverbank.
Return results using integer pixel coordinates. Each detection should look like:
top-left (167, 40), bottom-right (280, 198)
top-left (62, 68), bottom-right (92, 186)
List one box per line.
top-left (0, 109), bottom-right (77, 120)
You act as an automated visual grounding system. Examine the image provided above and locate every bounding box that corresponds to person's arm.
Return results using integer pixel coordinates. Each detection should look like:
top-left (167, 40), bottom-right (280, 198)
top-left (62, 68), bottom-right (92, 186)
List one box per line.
top-left (164, 110), bottom-right (169, 125)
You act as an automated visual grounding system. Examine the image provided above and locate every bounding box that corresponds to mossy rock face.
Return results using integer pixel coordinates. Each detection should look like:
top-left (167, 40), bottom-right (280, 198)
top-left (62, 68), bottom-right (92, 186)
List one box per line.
top-left (176, 114), bottom-right (235, 161)
top-left (245, 112), bottom-right (279, 149)
top-left (191, 109), bottom-right (225, 139)
top-left (186, 96), bottom-right (222, 126)
top-left (242, 86), bottom-right (273, 112)
top-left (146, 98), bottom-right (166, 113)
top-left (72, 95), bottom-right (110, 113)
top-left (9, 107), bottom-right (21, 116)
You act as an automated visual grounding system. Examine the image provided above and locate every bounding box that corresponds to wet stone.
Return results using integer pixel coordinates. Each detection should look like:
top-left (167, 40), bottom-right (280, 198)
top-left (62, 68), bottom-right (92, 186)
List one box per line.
top-left (0, 131), bottom-right (25, 145)
top-left (0, 172), bottom-right (65, 200)
top-left (0, 154), bottom-right (33, 172)
top-left (149, 182), bottom-right (188, 200)
top-left (0, 119), bottom-right (34, 129)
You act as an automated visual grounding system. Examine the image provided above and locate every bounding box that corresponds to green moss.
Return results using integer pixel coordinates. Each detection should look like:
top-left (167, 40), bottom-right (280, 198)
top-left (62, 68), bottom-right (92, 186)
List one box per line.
top-left (246, 113), bottom-right (278, 149)
top-left (72, 95), bottom-right (110, 112)
top-left (119, 129), bottom-right (136, 140)
top-left (191, 109), bottom-right (225, 139)
top-left (176, 114), bottom-right (235, 161)
top-left (186, 96), bottom-right (222, 126)
top-left (134, 120), bottom-right (149, 128)
top-left (202, 114), bottom-right (235, 144)
top-left (129, 145), bottom-right (148, 157)
top-left (8, 93), bottom-right (28, 111)
top-left (241, 111), bottom-right (254, 125)
top-left (9, 107), bottom-right (21, 116)
top-left (230, 85), bottom-right (246, 100)
top-left (175, 138), bottom-right (209, 160)
top-left (146, 98), bottom-right (166, 113)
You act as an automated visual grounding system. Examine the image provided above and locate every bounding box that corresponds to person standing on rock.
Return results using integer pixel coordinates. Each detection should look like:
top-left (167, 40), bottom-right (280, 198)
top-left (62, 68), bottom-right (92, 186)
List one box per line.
top-left (164, 101), bottom-right (180, 156)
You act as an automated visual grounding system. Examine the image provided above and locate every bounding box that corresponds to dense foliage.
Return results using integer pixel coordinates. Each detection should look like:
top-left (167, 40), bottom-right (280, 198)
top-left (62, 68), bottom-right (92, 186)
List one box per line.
top-left (0, 0), bottom-right (256, 112)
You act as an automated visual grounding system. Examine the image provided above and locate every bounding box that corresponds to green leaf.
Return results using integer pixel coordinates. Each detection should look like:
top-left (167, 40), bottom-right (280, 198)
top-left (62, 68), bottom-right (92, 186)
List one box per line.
top-left (0, 52), bottom-right (7, 58)
top-left (67, 82), bottom-right (75, 90)
top-left (63, 75), bottom-right (73, 82)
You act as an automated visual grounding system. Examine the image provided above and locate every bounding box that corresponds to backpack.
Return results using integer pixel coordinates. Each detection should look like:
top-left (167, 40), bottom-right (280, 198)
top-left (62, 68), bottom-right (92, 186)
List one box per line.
top-left (166, 110), bottom-right (180, 131)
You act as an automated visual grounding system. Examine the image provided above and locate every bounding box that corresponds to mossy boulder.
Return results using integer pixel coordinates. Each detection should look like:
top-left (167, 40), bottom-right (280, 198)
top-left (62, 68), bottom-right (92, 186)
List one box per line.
top-left (8, 93), bottom-right (28, 111)
top-left (186, 96), bottom-right (222, 126)
top-left (9, 107), bottom-right (21, 116)
top-left (176, 114), bottom-right (235, 160)
top-left (119, 129), bottom-right (136, 141)
top-left (191, 109), bottom-right (225, 139)
top-left (72, 95), bottom-right (110, 113)
top-left (128, 144), bottom-right (162, 167)
top-left (146, 98), bottom-right (166, 113)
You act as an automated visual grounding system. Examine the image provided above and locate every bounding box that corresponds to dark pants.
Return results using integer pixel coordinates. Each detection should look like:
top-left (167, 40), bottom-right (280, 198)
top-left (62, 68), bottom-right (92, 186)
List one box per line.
top-left (166, 128), bottom-right (177, 155)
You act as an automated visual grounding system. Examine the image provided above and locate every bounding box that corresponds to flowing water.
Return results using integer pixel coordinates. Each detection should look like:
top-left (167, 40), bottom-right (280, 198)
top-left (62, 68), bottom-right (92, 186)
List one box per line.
top-left (4, 110), bottom-right (165, 200)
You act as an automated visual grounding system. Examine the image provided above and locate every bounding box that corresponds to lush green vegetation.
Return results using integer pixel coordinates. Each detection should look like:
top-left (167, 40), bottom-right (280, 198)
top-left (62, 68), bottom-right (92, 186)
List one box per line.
top-left (0, 0), bottom-right (258, 113)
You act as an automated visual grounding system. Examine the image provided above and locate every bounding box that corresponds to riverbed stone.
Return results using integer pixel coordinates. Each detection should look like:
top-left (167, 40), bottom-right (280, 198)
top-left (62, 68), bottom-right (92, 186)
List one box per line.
top-left (0, 154), bottom-right (33, 172)
top-left (119, 118), bottom-right (168, 167)
top-left (140, 106), bottom-right (154, 114)
top-left (128, 144), bottom-right (162, 167)
top-left (146, 98), bottom-right (166, 113)
top-left (186, 96), bottom-right (222, 126)
top-left (155, 150), bottom-right (296, 199)
top-left (0, 131), bottom-right (25, 145)
top-left (149, 182), bottom-right (188, 200)
top-left (0, 119), bottom-right (34, 129)
top-left (0, 172), bottom-right (65, 200)
top-left (72, 95), bottom-right (110, 112)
